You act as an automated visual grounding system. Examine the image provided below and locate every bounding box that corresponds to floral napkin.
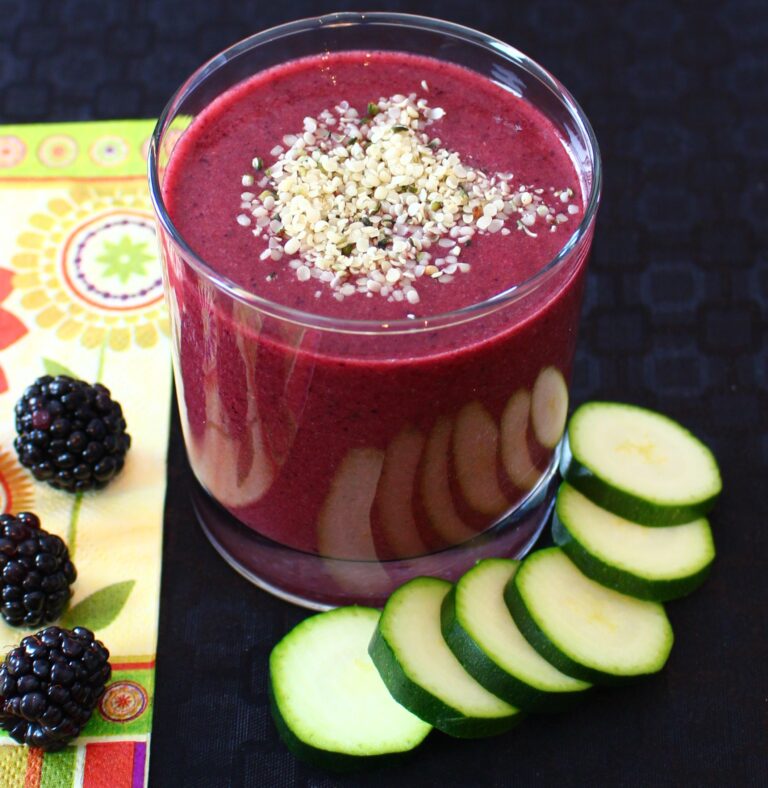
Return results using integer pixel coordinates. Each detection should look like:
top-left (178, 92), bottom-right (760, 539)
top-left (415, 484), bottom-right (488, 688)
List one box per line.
top-left (0, 119), bottom-right (169, 787)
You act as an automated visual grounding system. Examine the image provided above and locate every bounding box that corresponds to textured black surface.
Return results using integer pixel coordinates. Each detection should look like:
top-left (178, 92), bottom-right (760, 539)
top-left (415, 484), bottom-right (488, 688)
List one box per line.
top-left (3, 0), bottom-right (767, 785)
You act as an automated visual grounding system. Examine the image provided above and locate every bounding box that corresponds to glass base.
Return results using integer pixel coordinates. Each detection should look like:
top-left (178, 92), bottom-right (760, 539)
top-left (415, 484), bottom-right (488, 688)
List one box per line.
top-left (194, 447), bottom-right (560, 610)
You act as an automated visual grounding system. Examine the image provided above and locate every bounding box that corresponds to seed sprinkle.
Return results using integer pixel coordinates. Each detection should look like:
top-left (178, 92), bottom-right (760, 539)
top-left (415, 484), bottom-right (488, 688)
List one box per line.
top-left (238, 93), bottom-right (576, 301)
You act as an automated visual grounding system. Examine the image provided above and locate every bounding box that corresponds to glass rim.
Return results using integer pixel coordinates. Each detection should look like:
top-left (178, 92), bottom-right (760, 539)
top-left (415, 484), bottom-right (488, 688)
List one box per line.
top-left (148, 11), bottom-right (602, 335)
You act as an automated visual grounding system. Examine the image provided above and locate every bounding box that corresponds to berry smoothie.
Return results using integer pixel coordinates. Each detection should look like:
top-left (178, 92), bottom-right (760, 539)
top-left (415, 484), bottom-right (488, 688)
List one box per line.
top-left (160, 50), bottom-right (592, 573)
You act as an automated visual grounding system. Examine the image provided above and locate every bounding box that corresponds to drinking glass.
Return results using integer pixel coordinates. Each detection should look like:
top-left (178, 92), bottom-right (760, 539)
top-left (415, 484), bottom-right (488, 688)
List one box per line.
top-left (148, 12), bottom-right (601, 609)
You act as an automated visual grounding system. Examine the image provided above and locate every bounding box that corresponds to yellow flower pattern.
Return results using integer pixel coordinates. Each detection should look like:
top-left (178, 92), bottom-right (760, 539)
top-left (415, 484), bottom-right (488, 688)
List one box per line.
top-left (0, 119), bottom-right (169, 786)
top-left (10, 182), bottom-right (169, 351)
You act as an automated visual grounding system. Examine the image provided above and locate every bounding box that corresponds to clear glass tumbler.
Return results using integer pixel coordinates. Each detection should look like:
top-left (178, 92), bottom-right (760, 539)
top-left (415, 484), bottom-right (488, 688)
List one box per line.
top-left (148, 12), bottom-right (601, 609)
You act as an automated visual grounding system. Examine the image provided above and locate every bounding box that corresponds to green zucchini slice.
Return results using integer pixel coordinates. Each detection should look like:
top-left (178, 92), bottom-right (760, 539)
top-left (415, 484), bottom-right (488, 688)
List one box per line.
top-left (370, 576), bottom-right (523, 738)
top-left (561, 401), bottom-right (721, 525)
top-left (269, 606), bottom-right (431, 770)
top-left (553, 483), bottom-right (715, 601)
top-left (505, 548), bottom-right (674, 684)
top-left (441, 559), bottom-right (591, 712)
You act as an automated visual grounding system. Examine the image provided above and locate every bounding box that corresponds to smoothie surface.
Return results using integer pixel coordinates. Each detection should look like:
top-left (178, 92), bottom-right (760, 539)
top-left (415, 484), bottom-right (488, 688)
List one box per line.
top-left (164, 50), bottom-right (584, 321)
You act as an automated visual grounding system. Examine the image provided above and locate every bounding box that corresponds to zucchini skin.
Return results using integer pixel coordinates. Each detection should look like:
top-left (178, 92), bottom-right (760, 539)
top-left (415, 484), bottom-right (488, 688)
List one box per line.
top-left (502, 573), bottom-right (604, 685)
top-left (551, 510), bottom-right (714, 602)
top-left (440, 586), bottom-right (590, 713)
top-left (268, 679), bottom-right (416, 772)
top-left (560, 433), bottom-right (720, 527)
top-left (368, 622), bottom-right (523, 738)
top-left (503, 564), bottom-right (670, 687)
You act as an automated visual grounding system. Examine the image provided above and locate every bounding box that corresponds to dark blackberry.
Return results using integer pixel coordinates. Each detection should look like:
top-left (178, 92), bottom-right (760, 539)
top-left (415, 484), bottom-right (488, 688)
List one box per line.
top-left (0, 626), bottom-right (110, 751)
top-left (0, 512), bottom-right (76, 627)
top-left (14, 375), bottom-right (130, 492)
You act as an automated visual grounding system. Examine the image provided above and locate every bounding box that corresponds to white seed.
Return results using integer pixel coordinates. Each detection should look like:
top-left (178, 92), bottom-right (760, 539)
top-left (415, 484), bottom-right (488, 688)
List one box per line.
top-left (234, 92), bottom-right (563, 303)
top-left (284, 237), bottom-right (301, 255)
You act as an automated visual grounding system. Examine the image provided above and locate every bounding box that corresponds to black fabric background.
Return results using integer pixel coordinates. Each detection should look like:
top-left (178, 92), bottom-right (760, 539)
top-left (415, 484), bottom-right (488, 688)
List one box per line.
top-left (3, 0), bottom-right (767, 785)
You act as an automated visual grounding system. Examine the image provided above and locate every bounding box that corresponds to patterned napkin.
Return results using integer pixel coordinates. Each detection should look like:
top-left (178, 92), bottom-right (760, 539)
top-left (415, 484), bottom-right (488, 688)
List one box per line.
top-left (0, 120), bottom-right (170, 786)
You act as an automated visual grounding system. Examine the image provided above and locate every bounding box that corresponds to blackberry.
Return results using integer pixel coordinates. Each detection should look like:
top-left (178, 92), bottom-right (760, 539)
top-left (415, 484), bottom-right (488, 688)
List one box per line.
top-left (14, 375), bottom-right (130, 492)
top-left (0, 626), bottom-right (110, 751)
top-left (0, 512), bottom-right (76, 628)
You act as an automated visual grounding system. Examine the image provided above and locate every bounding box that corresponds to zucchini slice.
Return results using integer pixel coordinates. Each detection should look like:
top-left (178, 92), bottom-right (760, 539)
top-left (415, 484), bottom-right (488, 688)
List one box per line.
top-left (270, 606), bottom-right (431, 770)
top-left (561, 401), bottom-right (721, 525)
top-left (501, 390), bottom-right (538, 492)
top-left (369, 576), bottom-right (524, 738)
top-left (441, 559), bottom-right (591, 712)
top-left (317, 447), bottom-right (384, 560)
top-left (374, 427), bottom-right (429, 559)
top-left (553, 483), bottom-right (715, 601)
top-left (505, 548), bottom-right (674, 684)
top-left (420, 416), bottom-right (478, 544)
top-left (531, 366), bottom-right (569, 449)
top-left (453, 401), bottom-right (508, 516)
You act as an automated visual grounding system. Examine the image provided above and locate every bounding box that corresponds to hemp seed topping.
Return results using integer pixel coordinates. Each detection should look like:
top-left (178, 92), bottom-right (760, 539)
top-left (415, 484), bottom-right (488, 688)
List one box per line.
top-left (237, 93), bottom-right (577, 302)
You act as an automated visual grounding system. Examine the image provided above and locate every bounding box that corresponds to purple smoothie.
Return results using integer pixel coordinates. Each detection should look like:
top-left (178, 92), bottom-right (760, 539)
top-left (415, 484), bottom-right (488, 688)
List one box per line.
top-left (161, 51), bottom-right (591, 567)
